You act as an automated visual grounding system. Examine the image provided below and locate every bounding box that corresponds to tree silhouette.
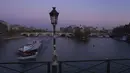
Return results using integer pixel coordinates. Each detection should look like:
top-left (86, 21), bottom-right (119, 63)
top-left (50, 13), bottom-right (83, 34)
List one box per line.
top-left (112, 23), bottom-right (130, 37)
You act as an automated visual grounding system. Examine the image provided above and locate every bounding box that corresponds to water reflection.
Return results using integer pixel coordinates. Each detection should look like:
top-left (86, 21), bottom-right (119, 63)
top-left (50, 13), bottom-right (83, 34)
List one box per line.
top-left (0, 37), bottom-right (130, 61)
top-left (0, 37), bottom-right (130, 73)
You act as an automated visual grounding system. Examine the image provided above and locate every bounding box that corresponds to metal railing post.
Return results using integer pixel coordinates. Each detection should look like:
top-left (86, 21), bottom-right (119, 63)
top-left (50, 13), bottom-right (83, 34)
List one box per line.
top-left (59, 62), bottom-right (62, 73)
top-left (106, 60), bottom-right (110, 73)
top-left (48, 62), bottom-right (51, 73)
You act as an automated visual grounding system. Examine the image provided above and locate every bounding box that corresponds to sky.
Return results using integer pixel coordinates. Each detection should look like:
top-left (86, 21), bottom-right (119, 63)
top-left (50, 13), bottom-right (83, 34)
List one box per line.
top-left (0, 0), bottom-right (130, 29)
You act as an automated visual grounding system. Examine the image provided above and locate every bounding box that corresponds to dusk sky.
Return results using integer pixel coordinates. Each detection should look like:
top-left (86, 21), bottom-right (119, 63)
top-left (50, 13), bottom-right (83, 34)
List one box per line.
top-left (0, 0), bottom-right (130, 29)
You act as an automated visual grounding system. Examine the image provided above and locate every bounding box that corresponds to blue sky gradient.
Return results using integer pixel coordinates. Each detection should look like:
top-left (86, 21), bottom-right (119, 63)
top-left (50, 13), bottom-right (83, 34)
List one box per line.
top-left (0, 0), bottom-right (130, 29)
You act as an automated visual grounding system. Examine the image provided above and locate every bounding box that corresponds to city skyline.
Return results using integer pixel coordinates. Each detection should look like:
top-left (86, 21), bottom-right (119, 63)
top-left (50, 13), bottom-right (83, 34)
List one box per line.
top-left (0, 0), bottom-right (130, 29)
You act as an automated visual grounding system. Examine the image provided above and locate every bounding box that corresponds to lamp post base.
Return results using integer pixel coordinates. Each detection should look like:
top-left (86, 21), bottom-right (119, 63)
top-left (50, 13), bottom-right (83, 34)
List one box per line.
top-left (52, 64), bottom-right (58, 73)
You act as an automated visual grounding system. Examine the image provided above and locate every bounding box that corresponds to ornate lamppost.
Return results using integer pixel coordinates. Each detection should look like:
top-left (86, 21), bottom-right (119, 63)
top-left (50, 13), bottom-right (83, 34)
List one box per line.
top-left (49, 7), bottom-right (59, 73)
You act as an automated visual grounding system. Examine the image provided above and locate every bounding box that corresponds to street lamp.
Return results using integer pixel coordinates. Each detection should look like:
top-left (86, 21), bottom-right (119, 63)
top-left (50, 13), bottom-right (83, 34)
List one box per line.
top-left (49, 7), bottom-right (59, 25)
top-left (49, 7), bottom-right (59, 73)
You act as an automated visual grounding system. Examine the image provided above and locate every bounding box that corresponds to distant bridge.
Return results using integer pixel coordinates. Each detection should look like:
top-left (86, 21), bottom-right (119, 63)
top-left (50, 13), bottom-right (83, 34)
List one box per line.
top-left (21, 32), bottom-right (111, 38)
top-left (21, 32), bottom-right (73, 37)
top-left (89, 32), bottom-right (110, 38)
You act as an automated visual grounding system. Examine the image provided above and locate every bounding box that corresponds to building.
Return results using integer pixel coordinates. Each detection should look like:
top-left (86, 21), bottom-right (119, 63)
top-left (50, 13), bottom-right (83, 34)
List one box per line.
top-left (9, 24), bottom-right (22, 30)
top-left (60, 27), bottom-right (65, 32)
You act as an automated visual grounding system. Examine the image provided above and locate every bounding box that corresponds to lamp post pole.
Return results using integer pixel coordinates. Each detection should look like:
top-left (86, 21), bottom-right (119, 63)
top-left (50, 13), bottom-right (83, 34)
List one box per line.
top-left (49, 7), bottom-right (59, 73)
top-left (52, 24), bottom-right (58, 73)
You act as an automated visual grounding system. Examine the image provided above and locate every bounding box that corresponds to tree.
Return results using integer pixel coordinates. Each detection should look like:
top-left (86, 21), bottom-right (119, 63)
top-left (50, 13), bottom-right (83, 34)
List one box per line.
top-left (112, 22), bottom-right (130, 37)
top-left (73, 27), bottom-right (82, 39)
top-left (0, 20), bottom-right (8, 35)
top-left (73, 26), bottom-right (90, 40)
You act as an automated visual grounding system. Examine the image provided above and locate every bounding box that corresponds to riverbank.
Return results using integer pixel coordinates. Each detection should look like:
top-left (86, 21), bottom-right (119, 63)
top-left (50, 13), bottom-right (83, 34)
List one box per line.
top-left (111, 36), bottom-right (130, 44)
top-left (3, 36), bottom-right (25, 40)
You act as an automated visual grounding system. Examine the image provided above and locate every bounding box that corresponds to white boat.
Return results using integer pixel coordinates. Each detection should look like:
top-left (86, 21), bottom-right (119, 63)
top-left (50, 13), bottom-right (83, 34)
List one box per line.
top-left (17, 40), bottom-right (42, 60)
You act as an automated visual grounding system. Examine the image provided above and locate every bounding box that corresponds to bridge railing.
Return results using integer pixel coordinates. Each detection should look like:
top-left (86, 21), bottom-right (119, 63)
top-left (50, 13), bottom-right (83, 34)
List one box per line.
top-left (0, 61), bottom-right (50, 73)
top-left (1, 59), bottom-right (130, 73)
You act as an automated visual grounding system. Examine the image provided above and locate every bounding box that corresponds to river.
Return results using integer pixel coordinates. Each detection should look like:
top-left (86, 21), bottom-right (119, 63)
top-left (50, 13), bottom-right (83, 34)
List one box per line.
top-left (0, 37), bottom-right (130, 73)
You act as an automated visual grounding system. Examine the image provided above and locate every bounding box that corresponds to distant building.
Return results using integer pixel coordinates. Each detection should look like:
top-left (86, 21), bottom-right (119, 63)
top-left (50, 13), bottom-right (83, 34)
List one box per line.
top-left (60, 26), bottom-right (73, 33)
top-left (67, 26), bottom-right (73, 33)
top-left (108, 30), bottom-right (112, 34)
top-left (9, 25), bottom-right (21, 30)
top-left (60, 27), bottom-right (65, 32)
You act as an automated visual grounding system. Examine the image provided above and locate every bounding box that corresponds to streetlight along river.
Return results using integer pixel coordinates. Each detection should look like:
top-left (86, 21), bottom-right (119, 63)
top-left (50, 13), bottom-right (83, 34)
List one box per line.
top-left (49, 7), bottom-right (59, 73)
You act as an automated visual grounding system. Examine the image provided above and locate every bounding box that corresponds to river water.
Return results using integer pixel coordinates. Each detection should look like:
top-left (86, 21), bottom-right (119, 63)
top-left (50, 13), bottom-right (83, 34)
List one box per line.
top-left (0, 37), bottom-right (130, 73)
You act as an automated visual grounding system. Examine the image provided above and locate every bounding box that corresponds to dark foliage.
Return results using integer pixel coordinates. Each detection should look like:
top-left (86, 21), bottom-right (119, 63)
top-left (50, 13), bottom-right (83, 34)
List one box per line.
top-left (0, 20), bottom-right (8, 35)
top-left (112, 23), bottom-right (130, 37)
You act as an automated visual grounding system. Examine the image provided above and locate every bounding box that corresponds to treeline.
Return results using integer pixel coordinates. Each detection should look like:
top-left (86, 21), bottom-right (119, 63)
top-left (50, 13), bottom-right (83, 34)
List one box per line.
top-left (112, 23), bottom-right (130, 37)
